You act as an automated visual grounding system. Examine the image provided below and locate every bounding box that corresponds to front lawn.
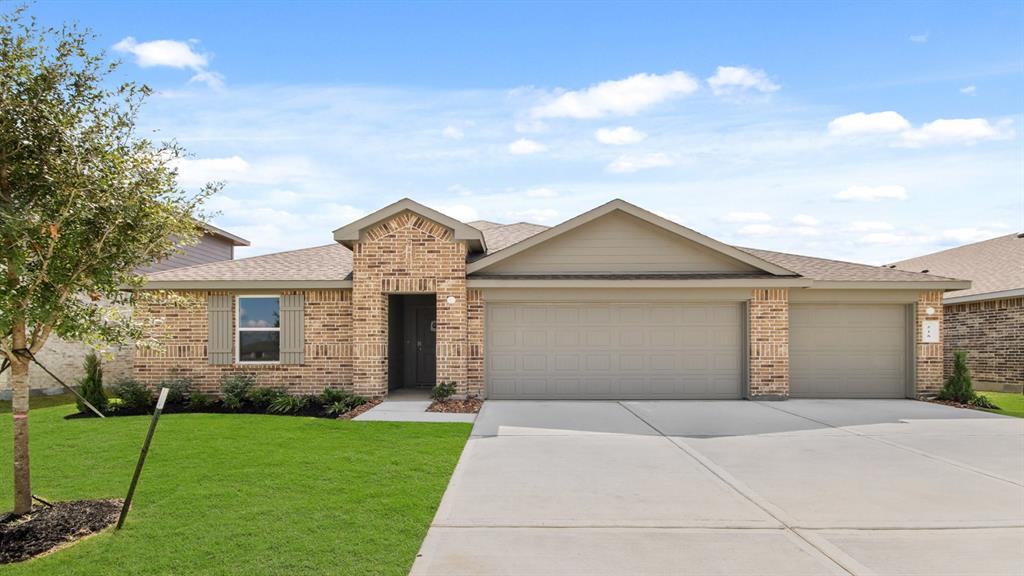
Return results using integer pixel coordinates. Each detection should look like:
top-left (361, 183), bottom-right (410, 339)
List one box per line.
top-left (0, 402), bottom-right (470, 575)
top-left (981, 391), bottom-right (1024, 419)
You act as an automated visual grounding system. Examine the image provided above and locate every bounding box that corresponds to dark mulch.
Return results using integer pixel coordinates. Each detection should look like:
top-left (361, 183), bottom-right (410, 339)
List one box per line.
top-left (927, 398), bottom-right (995, 412)
top-left (427, 398), bottom-right (484, 413)
top-left (0, 499), bottom-right (122, 564)
top-left (337, 398), bottom-right (383, 420)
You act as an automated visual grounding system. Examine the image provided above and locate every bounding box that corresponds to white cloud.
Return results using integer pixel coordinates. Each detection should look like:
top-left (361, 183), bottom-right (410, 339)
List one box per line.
top-left (847, 221), bottom-right (894, 232)
top-left (429, 203), bottom-right (479, 222)
top-left (791, 214), bottom-right (820, 226)
top-left (514, 119), bottom-right (548, 133)
top-left (525, 187), bottom-right (558, 198)
top-left (442, 126), bottom-right (465, 140)
top-left (723, 211), bottom-right (773, 223)
top-left (960, 85), bottom-right (977, 95)
top-left (595, 126), bottom-right (648, 145)
top-left (738, 224), bottom-right (780, 236)
top-left (909, 33), bottom-right (929, 43)
top-left (509, 208), bottom-right (559, 223)
top-left (171, 155), bottom-right (314, 188)
top-left (900, 118), bottom-right (1012, 147)
top-left (114, 36), bottom-right (223, 89)
top-left (532, 71), bottom-right (699, 119)
top-left (507, 138), bottom-right (547, 155)
top-left (941, 227), bottom-right (1005, 243)
top-left (835, 185), bottom-right (908, 202)
top-left (606, 152), bottom-right (674, 173)
top-left (859, 232), bottom-right (912, 245)
top-left (828, 111), bottom-right (911, 136)
top-left (707, 66), bottom-right (780, 96)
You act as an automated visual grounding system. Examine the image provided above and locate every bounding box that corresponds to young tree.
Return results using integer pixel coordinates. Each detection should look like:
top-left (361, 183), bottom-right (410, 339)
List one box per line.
top-left (0, 7), bottom-right (216, 514)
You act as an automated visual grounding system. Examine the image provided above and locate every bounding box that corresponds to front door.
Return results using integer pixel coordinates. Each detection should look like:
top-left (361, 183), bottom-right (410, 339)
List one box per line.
top-left (414, 304), bottom-right (437, 387)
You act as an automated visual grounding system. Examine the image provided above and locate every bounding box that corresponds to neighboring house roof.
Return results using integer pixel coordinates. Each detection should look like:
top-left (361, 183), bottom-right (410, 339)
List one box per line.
top-left (200, 222), bottom-right (251, 247)
top-left (889, 233), bottom-right (1024, 303)
top-left (142, 199), bottom-right (970, 291)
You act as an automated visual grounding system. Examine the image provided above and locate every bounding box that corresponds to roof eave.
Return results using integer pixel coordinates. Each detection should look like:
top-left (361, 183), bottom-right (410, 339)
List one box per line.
top-left (138, 279), bottom-right (353, 290)
top-left (467, 277), bottom-right (813, 289)
top-left (332, 198), bottom-right (486, 252)
top-left (943, 287), bottom-right (1024, 304)
top-left (804, 280), bottom-right (972, 290)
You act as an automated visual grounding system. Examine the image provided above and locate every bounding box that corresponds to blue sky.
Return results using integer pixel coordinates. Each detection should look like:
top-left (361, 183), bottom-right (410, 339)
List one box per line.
top-left (34, 1), bottom-right (1024, 263)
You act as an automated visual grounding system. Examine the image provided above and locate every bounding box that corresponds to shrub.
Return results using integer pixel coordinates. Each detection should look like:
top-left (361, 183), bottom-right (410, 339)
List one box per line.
top-left (76, 352), bottom-right (108, 414)
top-left (325, 395), bottom-right (367, 417)
top-left (268, 394), bottom-right (309, 414)
top-left (937, 351), bottom-right (977, 404)
top-left (246, 387), bottom-right (286, 410)
top-left (114, 379), bottom-right (154, 412)
top-left (220, 373), bottom-right (256, 410)
top-left (431, 381), bottom-right (457, 402)
top-left (971, 394), bottom-right (998, 409)
top-left (188, 392), bottom-right (214, 410)
top-left (159, 377), bottom-right (194, 406)
top-left (105, 397), bottom-right (125, 414)
top-left (321, 386), bottom-right (351, 404)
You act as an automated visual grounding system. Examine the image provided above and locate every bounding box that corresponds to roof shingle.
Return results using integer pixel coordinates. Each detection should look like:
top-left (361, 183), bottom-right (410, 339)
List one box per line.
top-left (890, 233), bottom-right (1023, 299)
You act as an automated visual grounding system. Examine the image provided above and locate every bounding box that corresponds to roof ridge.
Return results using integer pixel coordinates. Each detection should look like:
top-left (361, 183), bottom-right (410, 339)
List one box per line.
top-left (890, 232), bottom-right (1022, 265)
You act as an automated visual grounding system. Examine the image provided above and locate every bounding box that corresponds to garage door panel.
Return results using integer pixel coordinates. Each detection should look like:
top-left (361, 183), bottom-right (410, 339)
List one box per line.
top-left (791, 303), bottom-right (907, 398)
top-left (487, 302), bottom-right (742, 400)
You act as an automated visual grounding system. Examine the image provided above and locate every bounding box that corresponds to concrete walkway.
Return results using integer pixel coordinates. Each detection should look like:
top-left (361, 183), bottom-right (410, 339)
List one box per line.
top-left (353, 390), bottom-right (476, 423)
top-left (411, 399), bottom-right (1024, 575)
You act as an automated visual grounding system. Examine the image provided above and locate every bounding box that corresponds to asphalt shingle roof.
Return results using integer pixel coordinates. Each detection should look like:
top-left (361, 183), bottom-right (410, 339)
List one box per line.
top-left (890, 233), bottom-right (1023, 299)
top-left (145, 218), bottom-right (963, 285)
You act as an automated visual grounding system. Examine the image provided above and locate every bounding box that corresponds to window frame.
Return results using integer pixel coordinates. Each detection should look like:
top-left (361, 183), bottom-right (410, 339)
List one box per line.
top-left (235, 294), bottom-right (282, 365)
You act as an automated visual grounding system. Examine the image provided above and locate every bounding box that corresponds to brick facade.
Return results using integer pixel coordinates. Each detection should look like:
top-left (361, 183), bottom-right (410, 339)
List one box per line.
top-left (748, 288), bottom-right (789, 399)
top-left (133, 289), bottom-right (352, 394)
top-left (944, 296), bottom-right (1023, 390)
top-left (350, 212), bottom-right (476, 397)
top-left (914, 290), bottom-right (944, 397)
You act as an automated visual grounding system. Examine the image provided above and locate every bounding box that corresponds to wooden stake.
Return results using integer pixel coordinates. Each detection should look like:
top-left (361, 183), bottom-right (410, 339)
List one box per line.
top-left (116, 387), bottom-right (168, 530)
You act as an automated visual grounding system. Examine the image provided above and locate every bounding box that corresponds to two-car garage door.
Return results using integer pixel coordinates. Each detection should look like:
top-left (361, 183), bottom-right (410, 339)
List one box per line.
top-left (487, 302), bottom-right (743, 399)
top-left (486, 301), bottom-right (910, 400)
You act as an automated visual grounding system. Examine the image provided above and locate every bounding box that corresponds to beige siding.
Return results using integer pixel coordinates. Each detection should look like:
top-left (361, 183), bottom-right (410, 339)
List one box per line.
top-left (139, 234), bottom-right (234, 274)
top-left (482, 211), bottom-right (760, 275)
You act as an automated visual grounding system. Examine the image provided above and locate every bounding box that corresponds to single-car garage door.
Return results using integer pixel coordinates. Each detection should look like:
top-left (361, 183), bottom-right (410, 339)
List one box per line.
top-left (487, 302), bottom-right (743, 399)
top-left (790, 303), bottom-right (909, 398)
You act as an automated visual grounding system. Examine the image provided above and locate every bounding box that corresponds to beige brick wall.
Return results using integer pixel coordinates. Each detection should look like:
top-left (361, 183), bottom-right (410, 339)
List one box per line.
top-left (748, 288), bottom-right (789, 398)
top-left (0, 334), bottom-right (132, 397)
top-left (914, 290), bottom-right (944, 397)
top-left (351, 212), bottom-right (478, 397)
top-left (133, 289), bottom-right (352, 394)
top-left (944, 297), bottom-right (1023, 389)
top-left (466, 289), bottom-right (485, 396)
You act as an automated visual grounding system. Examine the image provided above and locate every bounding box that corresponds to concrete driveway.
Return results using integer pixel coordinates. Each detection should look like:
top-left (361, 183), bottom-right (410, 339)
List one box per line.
top-left (411, 399), bottom-right (1024, 576)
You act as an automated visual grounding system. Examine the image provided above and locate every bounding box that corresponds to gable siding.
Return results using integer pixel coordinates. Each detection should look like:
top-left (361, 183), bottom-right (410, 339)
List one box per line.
top-left (138, 234), bottom-right (235, 274)
top-left (482, 211), bottom-right (760, 275)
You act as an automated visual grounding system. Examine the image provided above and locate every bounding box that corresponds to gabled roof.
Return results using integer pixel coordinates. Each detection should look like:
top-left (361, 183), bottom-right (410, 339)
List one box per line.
top-left (467, 199), bottom-right (797, 276)
top-left (469, 221), bottom-right (549, 254)
top-left (333, 198), bottom-right (486, 252)
top-left (201, 222), bottom-right (250, 247)
top-left (144, 244), bottom-right (352, 289)
top-left (740, 247), bottom-right (968, 288)
top-left (889, 233), bottom-right (1023, 302)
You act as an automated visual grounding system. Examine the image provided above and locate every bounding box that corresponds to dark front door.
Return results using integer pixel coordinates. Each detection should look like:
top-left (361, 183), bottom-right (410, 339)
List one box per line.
top-left (388, 294), bottom-right (437, 390)
top-left (413, 304), bottom-right (436, 387)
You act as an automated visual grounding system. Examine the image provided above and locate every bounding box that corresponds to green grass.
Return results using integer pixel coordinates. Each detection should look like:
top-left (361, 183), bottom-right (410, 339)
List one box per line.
top-left (980, 391), bottom-right (1024, 419)
top-left (0, 402), bottom-right (471, 575)
top-left (0, 393), bottom-right (77, 413)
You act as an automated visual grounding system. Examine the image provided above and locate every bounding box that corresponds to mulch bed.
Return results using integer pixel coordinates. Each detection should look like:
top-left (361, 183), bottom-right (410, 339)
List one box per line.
top-left (0, 499), bottom-right (122, 564)
top-left (337, 398), bottom-right (383, 420)
top-left (427, 398), bottom-right (484, 414)
top-left (926, 398), bottom-right (995, 412)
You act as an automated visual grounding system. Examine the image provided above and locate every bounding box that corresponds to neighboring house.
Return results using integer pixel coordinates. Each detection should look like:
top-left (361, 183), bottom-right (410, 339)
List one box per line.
top-left (0, 224), bottom-right (250, 398)
top-left (891, 233), bottom-right (1023, 392)
top-left (133, 198), bottom-right (969, 401)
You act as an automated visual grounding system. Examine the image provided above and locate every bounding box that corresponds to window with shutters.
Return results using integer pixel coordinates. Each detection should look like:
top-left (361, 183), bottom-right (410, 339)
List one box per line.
top-left (236, 296), bottom-right (280, 363)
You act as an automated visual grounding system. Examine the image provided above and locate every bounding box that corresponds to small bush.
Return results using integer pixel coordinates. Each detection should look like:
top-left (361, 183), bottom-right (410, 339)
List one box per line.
top-left (325, 394), bottom-right (367, 417)
top-left (159, 377), bottom-right (194, 406)
top-left (937, 351), bottom-right (977, 404)
top-left (76, 352), bottom-right (108, 414)
top-left (246, 387), bottom-right (286, 410)
top-left (105, 397), bottom-right (125, 414)
top-left (321, 387), bottom-right (350, 404)
top-left (220, 373), bottom-right (256, 410)
top-left (188, 392), bottom-right (214, 410)
top-left (268, 394), bottom-right (308, 414)
top-left (971, 394), bottom-right (998, 409)
top-left (114, 379), bottom-right (154, 412)
top-left (431, 381), bottom-right (457, 402)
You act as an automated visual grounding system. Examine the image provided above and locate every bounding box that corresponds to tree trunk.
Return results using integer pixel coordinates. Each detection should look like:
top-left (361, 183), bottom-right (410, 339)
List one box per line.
top-left (10, 357), bottom-right (32, 515)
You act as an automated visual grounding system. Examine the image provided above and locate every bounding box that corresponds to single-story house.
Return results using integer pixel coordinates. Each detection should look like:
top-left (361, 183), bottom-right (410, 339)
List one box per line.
top-left (134, 198), bottom-right (970, 400)
top-left (0, 223), bottom-right (250, 399)
top-left (891, 233), bottom-right (1023, 392)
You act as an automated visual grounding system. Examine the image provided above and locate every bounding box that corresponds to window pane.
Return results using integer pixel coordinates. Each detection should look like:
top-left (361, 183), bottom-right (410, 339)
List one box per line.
top-left (239, 297), bottom-right (279, 328)
top-left (239, 331), bottom-right (280, 362)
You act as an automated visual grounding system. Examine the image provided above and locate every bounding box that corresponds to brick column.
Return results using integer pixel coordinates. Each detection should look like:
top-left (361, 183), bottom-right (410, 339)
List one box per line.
top-left (915, 290), bottom-right (944, 397)
top-left (748, 288), bottom-right (789, 399)
top-left (466, 289), bottom-right (485, 397)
